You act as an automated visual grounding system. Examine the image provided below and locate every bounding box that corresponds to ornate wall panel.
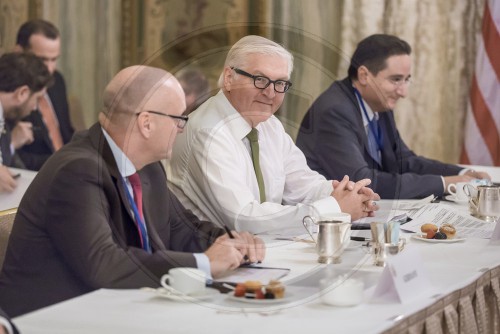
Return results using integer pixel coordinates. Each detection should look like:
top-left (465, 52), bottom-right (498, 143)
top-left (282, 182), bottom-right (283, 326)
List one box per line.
top-left (0, 0), bottom-right (30, 54)
top-left (122, 0), bottom-right (251, 95)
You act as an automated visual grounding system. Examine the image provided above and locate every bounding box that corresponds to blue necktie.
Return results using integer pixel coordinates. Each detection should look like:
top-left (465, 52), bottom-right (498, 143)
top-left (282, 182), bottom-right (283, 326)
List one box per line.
top-left (366, 117), bottom-right (382, 165)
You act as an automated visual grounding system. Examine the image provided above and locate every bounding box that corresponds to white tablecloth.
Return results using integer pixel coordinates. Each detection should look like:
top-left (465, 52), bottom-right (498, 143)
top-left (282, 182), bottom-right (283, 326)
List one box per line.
top-left (13, 225), bottom-right (500, 334)
top-left (0, 168), bottom-right (37, 211)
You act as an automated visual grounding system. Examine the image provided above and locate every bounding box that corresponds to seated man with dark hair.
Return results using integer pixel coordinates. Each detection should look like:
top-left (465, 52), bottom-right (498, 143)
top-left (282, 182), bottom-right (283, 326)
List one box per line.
top-left (296, 34), bottom-right (490, 199)
top-left (0, 52), bottom-right (53, 192)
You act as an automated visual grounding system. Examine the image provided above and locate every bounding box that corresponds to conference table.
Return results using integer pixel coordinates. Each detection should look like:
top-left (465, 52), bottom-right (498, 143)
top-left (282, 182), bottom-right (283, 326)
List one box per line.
top-left (10, 165), bottom-right (500, 333)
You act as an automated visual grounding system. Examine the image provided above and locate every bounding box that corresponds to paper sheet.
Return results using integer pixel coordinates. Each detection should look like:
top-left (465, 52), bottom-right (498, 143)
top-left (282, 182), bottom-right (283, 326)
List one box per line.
top-left (401, 204), bottom-right (497, 239)
top-left (214, 265), bottom-right (290, 284)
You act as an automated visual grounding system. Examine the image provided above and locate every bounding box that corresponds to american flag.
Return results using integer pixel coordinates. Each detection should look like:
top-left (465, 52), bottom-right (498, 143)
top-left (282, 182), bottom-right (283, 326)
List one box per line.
top-left (461, 0), bottom-right (500, 166)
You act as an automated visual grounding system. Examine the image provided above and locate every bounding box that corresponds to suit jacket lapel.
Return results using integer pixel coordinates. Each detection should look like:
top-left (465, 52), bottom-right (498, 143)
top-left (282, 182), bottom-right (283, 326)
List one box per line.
top-left (139, 169), bottom-right (165, 251)
top-left (88, 123), bottom-right (135, 223)
top-left (339, 78), bottom-right (382, 168)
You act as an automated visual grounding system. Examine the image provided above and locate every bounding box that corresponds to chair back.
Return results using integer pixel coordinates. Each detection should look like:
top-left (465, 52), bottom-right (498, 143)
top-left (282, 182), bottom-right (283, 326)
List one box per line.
top-left (0, 208), bottom-right (16, 271)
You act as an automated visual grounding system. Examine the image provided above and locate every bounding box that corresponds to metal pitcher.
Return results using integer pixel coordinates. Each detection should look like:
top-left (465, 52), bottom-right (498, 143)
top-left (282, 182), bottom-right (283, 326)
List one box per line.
top-left (303, 213), bottom-right (351, 264)
top-left (465, 184), bottom-right (500, 221)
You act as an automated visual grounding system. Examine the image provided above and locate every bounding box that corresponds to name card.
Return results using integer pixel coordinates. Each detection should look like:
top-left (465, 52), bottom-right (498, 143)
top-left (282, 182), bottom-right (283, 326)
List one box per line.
top-left (371, 247), bottom-right (435, 303)
top-left (489, 220), bottom-right (500, 244)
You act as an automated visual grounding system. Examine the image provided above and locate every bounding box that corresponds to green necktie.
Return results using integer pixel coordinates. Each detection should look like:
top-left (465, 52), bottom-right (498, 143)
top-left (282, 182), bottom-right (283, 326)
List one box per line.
top-left (246, 128), bottom-right (266, 203)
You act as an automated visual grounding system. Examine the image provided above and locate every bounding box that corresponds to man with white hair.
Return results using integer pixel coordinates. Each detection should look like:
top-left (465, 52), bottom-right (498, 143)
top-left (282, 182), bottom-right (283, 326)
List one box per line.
top-left (168, 35), bottom-right (379, 234)
top-left (0, 65), bottom-right (264, 317)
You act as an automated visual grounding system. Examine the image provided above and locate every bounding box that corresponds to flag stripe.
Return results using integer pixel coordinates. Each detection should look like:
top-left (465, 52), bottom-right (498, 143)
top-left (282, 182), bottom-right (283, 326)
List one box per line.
top-left (461, 0), bottom-right (500, 166)
top-left (470, 77), bottom-right (500, 163)
top-left (463, 101), bottom-right (494, 165)
top-left (475, 38), bottom-right (500, 133)
top-left (482, 1), bottom-right (500, 81)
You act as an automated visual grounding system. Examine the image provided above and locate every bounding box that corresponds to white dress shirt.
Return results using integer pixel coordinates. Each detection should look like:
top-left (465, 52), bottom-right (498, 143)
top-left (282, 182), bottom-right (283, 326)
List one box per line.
top-left (168, 90), bottom-right (340, 234)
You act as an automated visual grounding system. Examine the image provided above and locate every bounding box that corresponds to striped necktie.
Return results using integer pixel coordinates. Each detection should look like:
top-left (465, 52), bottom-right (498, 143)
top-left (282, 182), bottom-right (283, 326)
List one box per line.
top-left (246, 128), bottom-right (266, 203)
top-left (128, 173), bottom-right (151, 252)
top-left (38, 95), bottom-right (63, 151)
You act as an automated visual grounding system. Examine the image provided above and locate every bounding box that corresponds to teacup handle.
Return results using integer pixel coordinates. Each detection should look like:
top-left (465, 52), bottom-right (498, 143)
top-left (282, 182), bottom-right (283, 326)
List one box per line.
top-left (160, 275), bottom-right (176, 293)
top-left (302, 216), bottom-right (317, 243)
top-left (447, 183), bottom-right (457, 195)
top-left (463, 184), bottom-right (475, 198)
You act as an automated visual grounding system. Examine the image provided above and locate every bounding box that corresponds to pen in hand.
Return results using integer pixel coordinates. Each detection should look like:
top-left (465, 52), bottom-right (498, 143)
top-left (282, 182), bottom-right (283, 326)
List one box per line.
top-left (223, 225), bottom-right (253, 263)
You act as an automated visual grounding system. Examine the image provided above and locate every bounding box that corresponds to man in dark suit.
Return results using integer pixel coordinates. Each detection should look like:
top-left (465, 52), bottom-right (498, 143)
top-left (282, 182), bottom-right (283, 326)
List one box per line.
top-left (0, 53), bottom-right (52, 193)
top-left (0, 65), bottom-right (264, 317)
top-left (296, 34), bottom-right (489, 199)
top-left (11, 19), bottom-right (74, 170)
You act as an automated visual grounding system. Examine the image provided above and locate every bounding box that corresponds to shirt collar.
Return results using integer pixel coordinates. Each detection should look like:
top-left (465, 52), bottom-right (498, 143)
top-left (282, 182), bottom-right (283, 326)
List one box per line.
top-left (217, 90), bottom-right (255, 140)
top-left (101, 128), bottom-right (136, 178)
top-left (353, 89), bottom-right (378, 127)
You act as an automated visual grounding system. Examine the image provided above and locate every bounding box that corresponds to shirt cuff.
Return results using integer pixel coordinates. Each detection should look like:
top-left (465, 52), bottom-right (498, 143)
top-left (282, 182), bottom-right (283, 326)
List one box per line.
top-left (459, 168), bottom-right (470, 176)
top-left (311, 196), bottom-right (341, 216)
top-left (440, 176), bottom-right (446, 194)
top-left (193, 253), bottom-right (213, 282)
top-left (0, 317), bottom-right (14, 334)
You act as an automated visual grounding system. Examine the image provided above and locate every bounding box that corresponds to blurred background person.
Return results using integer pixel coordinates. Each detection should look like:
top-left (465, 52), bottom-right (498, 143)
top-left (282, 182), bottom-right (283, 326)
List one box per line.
top-left (12, 19), bottom-right (74, 171)
top-left (0, 52), bottom-right (52, 193)
top-left (175, 66), bottom-right (211, 115)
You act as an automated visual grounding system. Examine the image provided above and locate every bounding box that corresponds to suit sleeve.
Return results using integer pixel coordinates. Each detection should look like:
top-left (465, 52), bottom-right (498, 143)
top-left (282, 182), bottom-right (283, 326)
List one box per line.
top-left (44, 158), bottom-right (205, 289)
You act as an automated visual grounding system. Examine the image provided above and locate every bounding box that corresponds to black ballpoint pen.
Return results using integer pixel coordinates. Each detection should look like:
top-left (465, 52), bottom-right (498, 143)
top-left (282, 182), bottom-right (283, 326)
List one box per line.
top-left (223, 225), bottom-right (256, 263)
top-left (350, 236), bottom-right (371, 242)
top-left (223, 225), bottom-right (235, 238)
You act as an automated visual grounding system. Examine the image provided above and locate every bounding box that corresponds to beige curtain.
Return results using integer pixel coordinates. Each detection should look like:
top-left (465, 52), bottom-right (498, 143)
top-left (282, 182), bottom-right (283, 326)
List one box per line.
top-left (0, 0), bottom-right (29, 55)
top-left (337, 0), bottom-right (485, 163)
top-left (40, 0), bottom-right (122, 128)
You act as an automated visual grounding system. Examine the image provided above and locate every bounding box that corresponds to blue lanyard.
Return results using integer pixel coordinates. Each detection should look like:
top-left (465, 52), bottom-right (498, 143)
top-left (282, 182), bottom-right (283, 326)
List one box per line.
top-left (353, 88), bottom-right (384, 151)
top-left (122, 178), bottom-right (151, 253)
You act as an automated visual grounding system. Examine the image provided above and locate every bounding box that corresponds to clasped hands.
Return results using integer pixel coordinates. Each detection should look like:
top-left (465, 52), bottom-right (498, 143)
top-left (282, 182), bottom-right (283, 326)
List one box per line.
top-left (205, 230), bottom-right (265, 277)
top-left (331, 175), bottom-right (380, 221)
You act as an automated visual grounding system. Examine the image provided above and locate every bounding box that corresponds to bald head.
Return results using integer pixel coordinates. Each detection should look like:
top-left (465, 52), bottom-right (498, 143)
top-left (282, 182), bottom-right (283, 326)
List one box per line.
top-left (99, 65), bottom-right (186, 169)
top-left (101, 65), bottom-right (185, 125)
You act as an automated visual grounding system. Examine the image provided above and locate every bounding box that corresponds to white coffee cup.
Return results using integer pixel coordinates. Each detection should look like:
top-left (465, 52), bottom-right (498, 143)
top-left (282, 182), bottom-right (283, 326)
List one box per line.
top-left (319, 276), bottom-right (364, 307)
top-left (447, 182), bottom-right (469, 201)
top-left (160, 268), bottom-right (206, 295)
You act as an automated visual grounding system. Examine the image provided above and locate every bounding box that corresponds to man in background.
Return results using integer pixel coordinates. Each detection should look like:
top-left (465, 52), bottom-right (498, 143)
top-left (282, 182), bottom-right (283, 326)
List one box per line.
top-left (176, 66), bottom-right (211, 114)
top-left (296, 34), bottom-right (489, 199)
top-left (0, 52), bottom-right (52, 193)
top-left (12, 19), bottom-right (74, 170)
top-left (168, 35), bottom-right (379, 235)
top-left (0, 65), bottom-right (264, 316)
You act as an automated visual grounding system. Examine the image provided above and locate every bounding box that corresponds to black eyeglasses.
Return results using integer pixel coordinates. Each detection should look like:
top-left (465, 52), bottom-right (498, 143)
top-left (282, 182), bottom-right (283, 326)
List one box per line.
top-left (137, 111), bottom-right (189, 129)
top-left (231, 67), bottom-right (292, 93)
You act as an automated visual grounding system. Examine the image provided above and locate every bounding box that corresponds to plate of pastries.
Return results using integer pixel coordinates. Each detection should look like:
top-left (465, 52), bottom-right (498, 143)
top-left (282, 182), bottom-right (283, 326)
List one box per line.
top-left (412, 223), bottom-right (465, 243)
top-left (227, 280), bottom-right (292, 304)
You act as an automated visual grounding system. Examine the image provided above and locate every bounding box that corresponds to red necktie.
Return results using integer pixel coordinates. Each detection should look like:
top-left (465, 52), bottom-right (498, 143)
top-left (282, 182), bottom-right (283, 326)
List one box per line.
top-left (38, 95), bottom-right (63, 151)
top-left (128, 173), bottom-right (151, 252)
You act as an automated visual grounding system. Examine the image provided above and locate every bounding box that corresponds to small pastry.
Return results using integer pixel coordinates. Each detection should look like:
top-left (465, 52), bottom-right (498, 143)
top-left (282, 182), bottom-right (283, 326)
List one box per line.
top-left (243, 280), bottom-right (262, 293)
top-left (439, 223), bottom-right (456, 239)
top-left (265, 279), bottom-right (285, 299)
top-left (421, 223), bottom-right (438, 233)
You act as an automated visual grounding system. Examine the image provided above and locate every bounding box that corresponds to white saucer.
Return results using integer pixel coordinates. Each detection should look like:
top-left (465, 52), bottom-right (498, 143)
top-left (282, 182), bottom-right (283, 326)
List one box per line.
top-left (444, 195), bottom-right (469, 204)
top-left (150, 287), bottom-right (220, 301)
top-left (227, 291), bottom-right (293, 304)
top-left (411, 234), bottom-right (465, 243)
